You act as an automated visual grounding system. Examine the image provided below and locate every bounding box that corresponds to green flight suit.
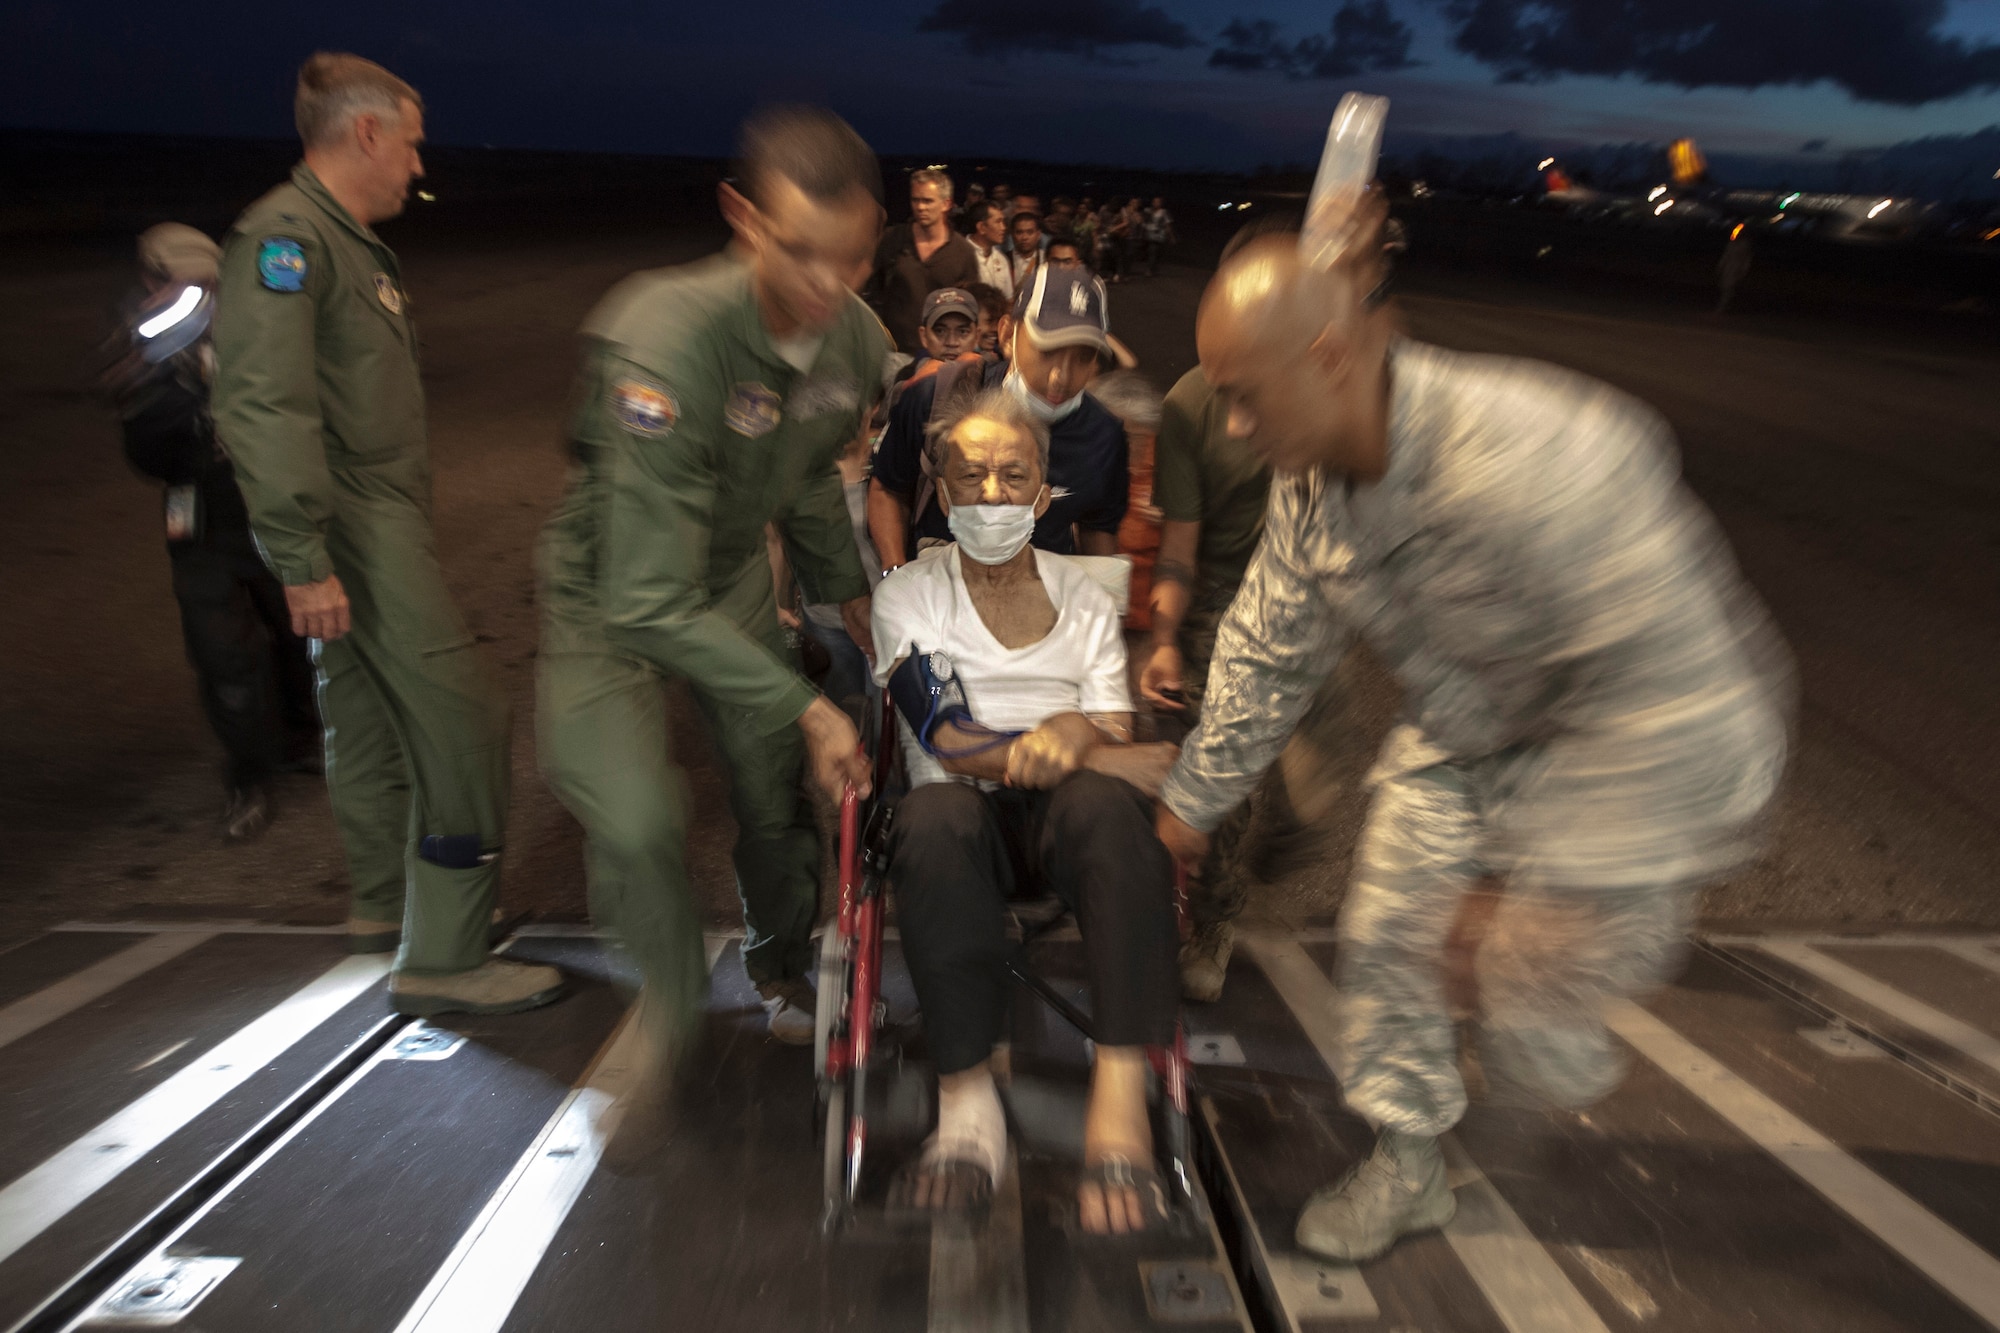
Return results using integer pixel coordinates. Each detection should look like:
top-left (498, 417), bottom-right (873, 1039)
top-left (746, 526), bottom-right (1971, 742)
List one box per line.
top-left (537, 254), bottom-right (880, 1024)
top-left (211, 164), bottom-right (510, 975)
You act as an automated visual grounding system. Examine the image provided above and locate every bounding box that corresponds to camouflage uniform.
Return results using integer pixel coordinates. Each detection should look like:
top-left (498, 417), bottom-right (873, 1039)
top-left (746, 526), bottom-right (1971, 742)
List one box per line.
top-left (1161, 340), bottom-right (1791, 1136)
top-left (1178, 590), bottom-right (1345, 926)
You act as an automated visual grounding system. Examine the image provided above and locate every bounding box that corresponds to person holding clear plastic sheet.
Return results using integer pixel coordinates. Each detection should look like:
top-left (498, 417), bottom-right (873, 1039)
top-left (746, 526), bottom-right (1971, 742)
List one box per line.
top-left (1155, 191), bottom-right (1792, 1264)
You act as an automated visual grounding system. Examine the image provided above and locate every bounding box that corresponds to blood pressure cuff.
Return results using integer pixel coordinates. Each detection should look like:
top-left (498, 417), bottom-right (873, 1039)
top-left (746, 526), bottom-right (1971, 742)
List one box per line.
top-left (888, 650), bottom-right (1021, 759)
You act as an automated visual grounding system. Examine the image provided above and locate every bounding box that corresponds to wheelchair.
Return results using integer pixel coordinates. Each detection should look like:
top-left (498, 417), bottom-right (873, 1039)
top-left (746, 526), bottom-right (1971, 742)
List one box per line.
top-left (813, 696), bottom-right (1205, 1234)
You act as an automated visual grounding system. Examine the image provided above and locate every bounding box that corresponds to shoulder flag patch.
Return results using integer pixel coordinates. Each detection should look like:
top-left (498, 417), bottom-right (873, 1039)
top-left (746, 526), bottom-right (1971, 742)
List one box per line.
top-left (610, 374), bottom-right (679, 437)
top-left (256, 237), bottom-right (308, 293)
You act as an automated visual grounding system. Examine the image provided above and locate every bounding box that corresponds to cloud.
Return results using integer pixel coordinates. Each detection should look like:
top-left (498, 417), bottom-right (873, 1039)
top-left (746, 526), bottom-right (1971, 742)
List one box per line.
top-left (1211, 1), bottom-right (1417, 78)
top-left (915, 0), bottom-right (1198, 59)
top-left (1800, 137), bottom-right (1829, 151)
top-left (1445, 0), bottom-right (2000, 106)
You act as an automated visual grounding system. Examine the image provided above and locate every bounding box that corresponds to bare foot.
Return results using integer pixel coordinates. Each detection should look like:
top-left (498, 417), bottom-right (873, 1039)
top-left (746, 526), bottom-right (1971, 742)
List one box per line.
top-left (1078, 1047), bottom-right (1164, 1234)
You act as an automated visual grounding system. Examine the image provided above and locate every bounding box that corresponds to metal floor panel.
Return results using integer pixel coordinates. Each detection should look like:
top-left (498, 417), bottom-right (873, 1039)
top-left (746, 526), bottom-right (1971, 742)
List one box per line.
top-left (0, 934), bottom-right (354, 1181)
top-left (1709, 937), bottom-right (2000, 1110)
top-left (0, 932), bottom-right (392, 1332)
top-left (81, 938), bottom-right (627, 1333)
top-left (496, 941), bottom-right (933, 1333)
top-left (9, 922), bottom-right (1999, 1333)
top-left (1249, 930), bottom-right (2000, 1333)
top-left (0, 935), bottom-right (153, 1014)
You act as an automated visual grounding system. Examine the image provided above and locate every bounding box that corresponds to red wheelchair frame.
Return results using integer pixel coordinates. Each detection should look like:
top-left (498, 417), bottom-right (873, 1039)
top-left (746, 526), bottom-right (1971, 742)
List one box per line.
top-left (816, 700), bottom-right (1204, 1232)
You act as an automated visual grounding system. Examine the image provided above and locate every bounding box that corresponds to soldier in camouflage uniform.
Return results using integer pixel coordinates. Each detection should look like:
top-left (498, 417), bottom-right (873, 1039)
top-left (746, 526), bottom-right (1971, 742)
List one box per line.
top-left (1156, 220), bottom-right (1791, 1263)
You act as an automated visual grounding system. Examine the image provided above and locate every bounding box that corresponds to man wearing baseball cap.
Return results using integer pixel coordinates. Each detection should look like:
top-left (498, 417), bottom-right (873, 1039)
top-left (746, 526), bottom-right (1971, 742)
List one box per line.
top-left (868, 265), bottom-right (1129, 569)
top-left (900, 287), bottom-right (983, 390)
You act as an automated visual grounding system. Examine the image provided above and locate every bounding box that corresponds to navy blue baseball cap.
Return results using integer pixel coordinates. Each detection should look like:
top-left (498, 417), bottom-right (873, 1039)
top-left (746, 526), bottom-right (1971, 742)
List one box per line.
top-left (1011, 264), bottom-right (1111, 355)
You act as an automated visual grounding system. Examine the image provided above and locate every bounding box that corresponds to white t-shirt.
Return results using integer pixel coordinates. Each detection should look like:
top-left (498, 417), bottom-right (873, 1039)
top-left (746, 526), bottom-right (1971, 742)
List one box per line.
top-left (973, 243), bottom-right (1013, 302)
top-left (770, 330), bottom-right (825, 373)
top-left (871, 547), bottom-right (1131, 790)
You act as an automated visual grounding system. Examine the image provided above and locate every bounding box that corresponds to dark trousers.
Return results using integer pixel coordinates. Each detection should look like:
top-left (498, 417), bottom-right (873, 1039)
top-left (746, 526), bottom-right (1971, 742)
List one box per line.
top-left (168, 529), bottom-right (318, 789)
top-left (889, 771), bottom-right (1179, 1075)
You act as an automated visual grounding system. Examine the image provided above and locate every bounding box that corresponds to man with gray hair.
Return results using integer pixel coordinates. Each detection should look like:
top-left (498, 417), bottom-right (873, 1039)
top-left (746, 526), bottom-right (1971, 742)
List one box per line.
top-left (869, 167), bottom-right (978, 353)
top-left (871, 388), bottom-right (1183, 1233)
top-left (212, 53), bottom-right (562, 1015)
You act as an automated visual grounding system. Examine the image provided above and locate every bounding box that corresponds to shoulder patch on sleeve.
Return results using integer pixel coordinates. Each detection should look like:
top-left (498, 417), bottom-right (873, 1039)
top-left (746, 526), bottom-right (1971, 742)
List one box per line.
top-left (256, 237), bottom-right (309, 293)
top-left (609, 373), bottom-right (680, 437)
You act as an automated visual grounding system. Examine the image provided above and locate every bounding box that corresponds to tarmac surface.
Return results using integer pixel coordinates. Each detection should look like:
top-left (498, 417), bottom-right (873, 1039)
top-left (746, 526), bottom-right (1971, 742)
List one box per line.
top-left (2, 217), bottom-right (1997, 949)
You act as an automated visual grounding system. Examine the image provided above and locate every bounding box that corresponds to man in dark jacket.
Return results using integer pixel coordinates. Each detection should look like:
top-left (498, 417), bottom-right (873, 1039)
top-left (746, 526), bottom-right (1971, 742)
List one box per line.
top-left (869, 168), bottom-right (979, 353)
top-left (103, 223), bottom-right (318, 841)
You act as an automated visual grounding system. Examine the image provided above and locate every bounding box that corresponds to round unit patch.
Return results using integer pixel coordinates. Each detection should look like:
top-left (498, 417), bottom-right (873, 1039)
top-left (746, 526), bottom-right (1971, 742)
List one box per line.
top-left (610, 375), bottom-right (679, 437)
top-left (256, 238), bottom-right (308, 293)
top-left (724, 382), bottom-right (783, 439)
top-left (373, 272), bottom-right (404, 315)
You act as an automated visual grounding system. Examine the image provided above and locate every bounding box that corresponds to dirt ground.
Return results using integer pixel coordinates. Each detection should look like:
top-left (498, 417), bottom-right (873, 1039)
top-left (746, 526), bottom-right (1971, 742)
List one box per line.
top-left (3, 215), bottom-right (1997, 954)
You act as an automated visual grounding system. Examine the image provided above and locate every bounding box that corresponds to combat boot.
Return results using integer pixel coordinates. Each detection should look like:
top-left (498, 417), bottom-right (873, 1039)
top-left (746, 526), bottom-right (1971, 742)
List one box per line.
top-left (1295, 1129), bottom-right (1456, 1263)
top-left (390, 958), bottom-right (565, 1016)
top-left (1179, 921), bottom-right (1234, 1003)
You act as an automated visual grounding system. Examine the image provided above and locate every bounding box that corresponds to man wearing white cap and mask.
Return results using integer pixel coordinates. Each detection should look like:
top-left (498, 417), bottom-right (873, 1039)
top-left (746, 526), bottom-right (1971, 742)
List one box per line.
top-left (867, 264), bottom-right (1130, 571)
top-left (101, 223), bottom-right (318, 841)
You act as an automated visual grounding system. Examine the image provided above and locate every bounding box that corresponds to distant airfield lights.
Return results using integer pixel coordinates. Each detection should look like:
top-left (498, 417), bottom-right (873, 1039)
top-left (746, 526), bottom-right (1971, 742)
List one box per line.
top-left (1779, 191), bottom-right (1802, 209)
top-left (1668, 137), bottom-right (1707, 185)
top-left (1538, 157), bottom-right (1555, 170)
top-left (1729, 222), bottom-right (1745, 240)
top-left (137, 285), bottom-right (202, 339)
top-left (1218, 201), bottom-right (1234, 210)
top-left (1238, 201), bottom-right (1252, 210)
top-left (1867, 198), bottom-right (1893, 219)
top-left (1654, 198), bottom-right (1674, 215)
top-left (1647, 185), bottom-right (1668, 202)
top-left (416, 190), bottom-right (436, 202)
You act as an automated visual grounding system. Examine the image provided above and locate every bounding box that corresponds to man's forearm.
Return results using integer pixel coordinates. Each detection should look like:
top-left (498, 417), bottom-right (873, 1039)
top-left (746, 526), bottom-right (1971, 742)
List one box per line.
top-left (1149, 576), bottom-right (1191, 645)
top-left (867, 478), bottom-right (912, 569)
top-left (933, 722), bottom-right (1016, 781)
top-left (1148, 520), bottom-right (1200, 645)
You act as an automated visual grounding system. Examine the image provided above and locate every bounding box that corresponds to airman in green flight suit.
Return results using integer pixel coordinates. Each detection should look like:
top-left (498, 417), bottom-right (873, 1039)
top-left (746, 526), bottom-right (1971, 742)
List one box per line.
top-left (537, 107), bottom-right (884, 1118)
top-left (212, 53), bottom-right (562, 1016)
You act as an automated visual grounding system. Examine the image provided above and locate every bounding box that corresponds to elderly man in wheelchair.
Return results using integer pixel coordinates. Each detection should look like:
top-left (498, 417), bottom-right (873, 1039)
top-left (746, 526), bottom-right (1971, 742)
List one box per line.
top-left (870, 387), bottom-right (1183, 1235)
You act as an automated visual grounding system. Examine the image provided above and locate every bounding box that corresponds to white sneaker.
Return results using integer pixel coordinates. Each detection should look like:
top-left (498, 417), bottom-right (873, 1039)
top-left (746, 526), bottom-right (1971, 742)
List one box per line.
top-left (1295, 1130), bottom-right (1456, 1263)
top-left (757, 978), bottom-right (816, 1045)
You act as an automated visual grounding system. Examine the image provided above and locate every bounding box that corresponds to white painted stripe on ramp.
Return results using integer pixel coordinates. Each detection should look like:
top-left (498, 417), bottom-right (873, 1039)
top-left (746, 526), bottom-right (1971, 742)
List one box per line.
top-left (0, 954), bottom-right (388, 1265)
top-left (392, 1009), bottom-right (641, 1333)
top-left (0, 933), bottom-right (213, 1052)
top-left (1240, 933), bottom-right (1609, 1333)
top-left (395, 939), bottom-right (728, 1333)
top-left (1935, 941), bottom-right (2000, 980)
top-left (1752, 940), bottom-right (2000, 1079)
top-left (1606, 998), bottom-right (2000, 1326)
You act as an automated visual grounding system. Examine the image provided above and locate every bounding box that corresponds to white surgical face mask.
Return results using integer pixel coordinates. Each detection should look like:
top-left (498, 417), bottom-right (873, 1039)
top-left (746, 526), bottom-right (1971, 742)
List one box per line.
top-left (947, 498), bottom-right (1041, 565)
top-left (1004, 356), bottom-right (1084, 425)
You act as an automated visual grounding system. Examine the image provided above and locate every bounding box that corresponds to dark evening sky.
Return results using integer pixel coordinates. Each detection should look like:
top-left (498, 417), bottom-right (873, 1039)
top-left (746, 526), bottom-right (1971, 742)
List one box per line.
top-left (6, 1), bottom-right (2000, 169)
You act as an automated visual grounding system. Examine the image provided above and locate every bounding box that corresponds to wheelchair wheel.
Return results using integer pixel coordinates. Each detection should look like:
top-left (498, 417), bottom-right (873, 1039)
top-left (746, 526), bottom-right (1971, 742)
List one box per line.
top-left (820, 1079), bottom-right (848, 1229)
top-left (813, 924), bottom-right (844, 1080)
